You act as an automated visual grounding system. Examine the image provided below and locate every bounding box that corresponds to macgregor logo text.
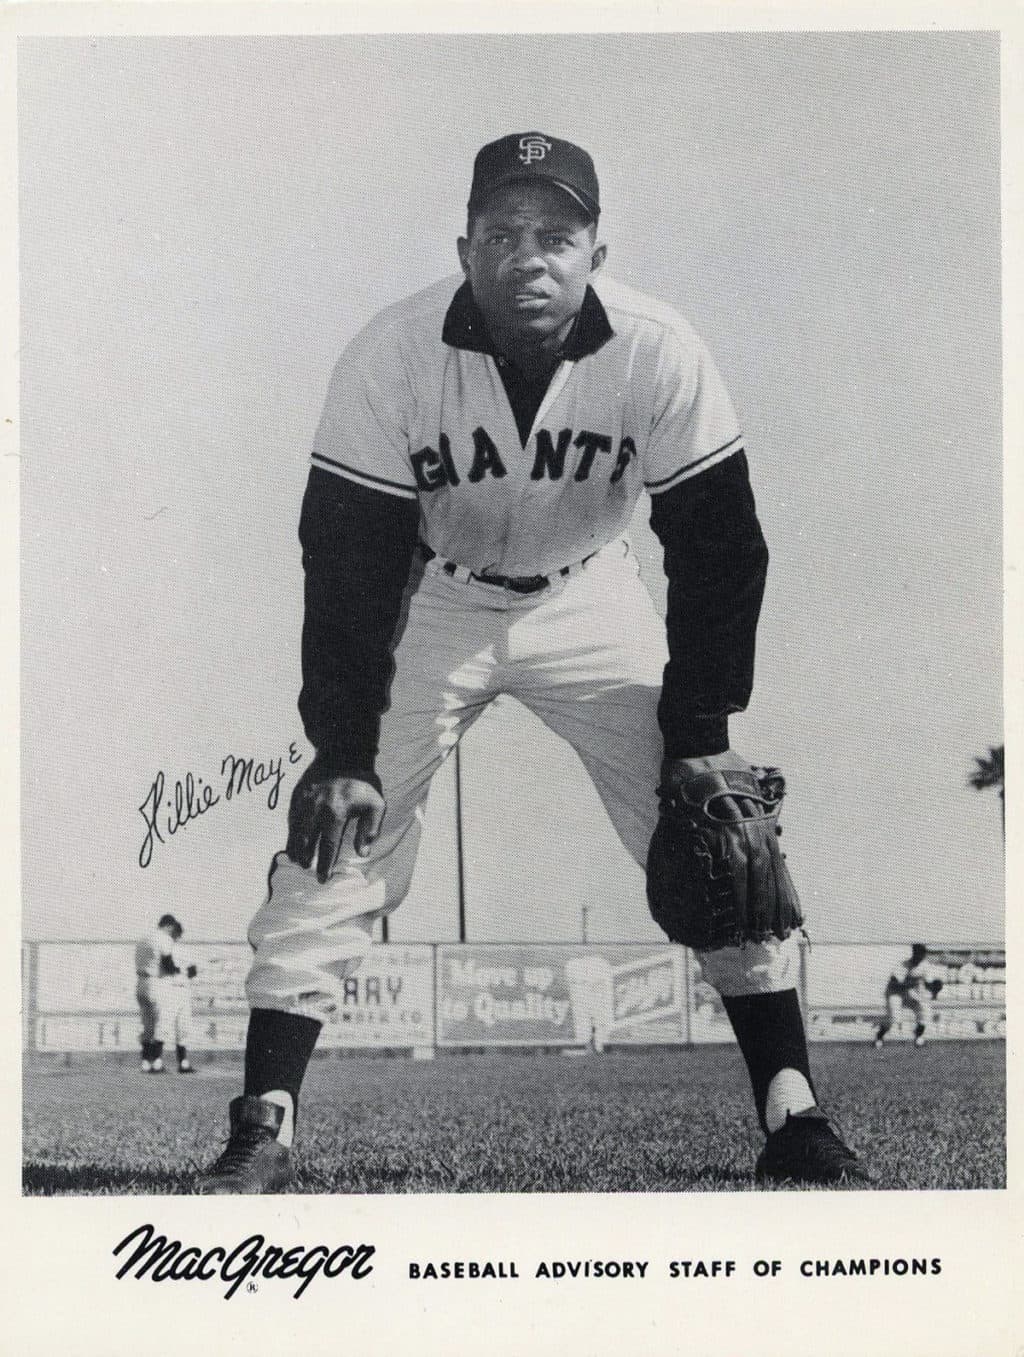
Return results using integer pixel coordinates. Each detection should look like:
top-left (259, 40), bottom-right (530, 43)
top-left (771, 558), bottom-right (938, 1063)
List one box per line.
top-left (113, 1223), bottom-right (375, 1299)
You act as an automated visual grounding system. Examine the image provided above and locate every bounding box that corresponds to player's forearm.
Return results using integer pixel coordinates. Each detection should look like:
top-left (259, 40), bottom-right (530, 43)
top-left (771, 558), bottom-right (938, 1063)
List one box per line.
top-left (297, 468), bottom-right (420, 779)
top-left (650, 451), bottom-right (769, 759)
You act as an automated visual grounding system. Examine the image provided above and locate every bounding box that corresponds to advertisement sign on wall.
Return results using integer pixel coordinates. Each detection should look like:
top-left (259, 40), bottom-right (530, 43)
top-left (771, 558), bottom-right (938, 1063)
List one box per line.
top-left (31, 942), bottom-right (434, 1052)
top-left (435, 944), bottom-right (686, 1047)
top-left (26, 940), bottom-right (1005, 1051)
top-left (36, 943), bottom-right (137, 1013)
top-left (319, 945), bottom-right (435, 1049)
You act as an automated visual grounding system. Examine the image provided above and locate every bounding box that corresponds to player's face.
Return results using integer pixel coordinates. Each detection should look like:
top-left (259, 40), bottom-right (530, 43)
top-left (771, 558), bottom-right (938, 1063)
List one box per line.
top-left (458, 182), bottom-right (606, 353)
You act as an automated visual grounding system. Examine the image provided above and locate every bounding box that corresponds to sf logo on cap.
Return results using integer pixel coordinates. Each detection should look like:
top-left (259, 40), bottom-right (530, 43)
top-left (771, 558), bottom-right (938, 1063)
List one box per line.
top-left (518, 134), bottom-right (552, 165)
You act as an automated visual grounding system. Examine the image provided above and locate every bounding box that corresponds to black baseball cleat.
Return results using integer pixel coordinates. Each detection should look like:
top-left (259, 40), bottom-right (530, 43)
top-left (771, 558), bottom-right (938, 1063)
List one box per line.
top-left (755, 1108), bottom-right (872, 1187)
top-left (196, 1096), bottom-right (293, 1195)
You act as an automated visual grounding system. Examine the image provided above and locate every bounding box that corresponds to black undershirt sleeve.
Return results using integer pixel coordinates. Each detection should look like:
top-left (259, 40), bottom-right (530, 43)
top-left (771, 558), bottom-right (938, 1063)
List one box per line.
top-left (649, 451), bottom-right (769, 760)
top-left (297, 467), bottom-right (420, 783)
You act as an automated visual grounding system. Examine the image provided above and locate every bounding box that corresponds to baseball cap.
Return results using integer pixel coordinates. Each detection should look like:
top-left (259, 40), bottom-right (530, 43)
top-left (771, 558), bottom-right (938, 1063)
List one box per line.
top-left (468, 132), bottom-right (600, 222)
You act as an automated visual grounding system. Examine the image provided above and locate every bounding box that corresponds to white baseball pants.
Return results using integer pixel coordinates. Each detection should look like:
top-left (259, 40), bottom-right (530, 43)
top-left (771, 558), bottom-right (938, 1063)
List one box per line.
top-left (886, 990), bottom-right (933, 1027)
top-left (245, 539), bottom-right (797, 1019)
top-left (137, 977), bottom-right (193, 1044)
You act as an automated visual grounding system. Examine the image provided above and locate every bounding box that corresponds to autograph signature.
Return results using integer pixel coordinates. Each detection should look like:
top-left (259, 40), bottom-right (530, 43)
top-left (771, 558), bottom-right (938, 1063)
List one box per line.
top-left (138, 743), bottom-right (303, 868)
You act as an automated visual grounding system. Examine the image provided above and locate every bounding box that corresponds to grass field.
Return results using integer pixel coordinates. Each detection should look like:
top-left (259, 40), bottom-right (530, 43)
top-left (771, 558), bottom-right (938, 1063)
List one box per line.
top-left (23, 1041), bottom-right (1005, 1195)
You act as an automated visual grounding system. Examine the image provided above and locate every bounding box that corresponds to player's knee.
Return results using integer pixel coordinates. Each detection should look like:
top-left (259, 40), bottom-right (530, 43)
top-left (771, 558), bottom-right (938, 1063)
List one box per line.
top-left (245, 922), bottom-right (374, 1016)
top-left (698, 936), bottom-right (798, 997)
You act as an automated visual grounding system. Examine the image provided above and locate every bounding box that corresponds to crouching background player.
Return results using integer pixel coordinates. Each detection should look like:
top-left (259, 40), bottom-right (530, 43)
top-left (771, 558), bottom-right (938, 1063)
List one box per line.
top-left (197, 131), bottom-right (870, 1193)
top-left (875, 943), bottom-right (944, 1049)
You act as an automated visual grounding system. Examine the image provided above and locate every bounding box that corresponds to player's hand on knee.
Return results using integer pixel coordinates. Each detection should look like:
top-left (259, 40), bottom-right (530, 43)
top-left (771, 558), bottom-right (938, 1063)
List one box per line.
top-left (285, 758), bottom-right (386, 880)
top-left (310, 779), bottom-right (386, 880)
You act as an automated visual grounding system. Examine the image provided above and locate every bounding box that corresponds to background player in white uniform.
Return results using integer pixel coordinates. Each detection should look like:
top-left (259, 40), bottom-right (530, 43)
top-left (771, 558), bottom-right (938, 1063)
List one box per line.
top-left (166, 919), bottom-right (197, 1072)
top-left (199, 132), bottom-right (869, 1192)
top-left (874, 943), bottom-right (944, 1048)
top-left (135, 913), bottom-right (197, 1073)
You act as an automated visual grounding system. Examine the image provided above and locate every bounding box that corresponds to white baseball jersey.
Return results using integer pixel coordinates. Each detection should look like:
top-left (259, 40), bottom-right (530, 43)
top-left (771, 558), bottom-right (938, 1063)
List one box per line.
top-left (134, 928), bottom-right (174, 978)
top-left (312, 275), bottom-right (742, 577)
top-left (891, 956), bottom-right (941, 994)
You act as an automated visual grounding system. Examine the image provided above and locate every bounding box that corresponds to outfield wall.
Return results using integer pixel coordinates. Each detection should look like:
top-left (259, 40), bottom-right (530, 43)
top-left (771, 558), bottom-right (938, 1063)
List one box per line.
top-left (21, 940), bottom-right (1005, 1053)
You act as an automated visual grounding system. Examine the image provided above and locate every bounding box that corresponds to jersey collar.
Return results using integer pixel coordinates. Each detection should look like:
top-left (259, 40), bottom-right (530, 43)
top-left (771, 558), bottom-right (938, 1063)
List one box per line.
top-left (441, 279), bottom-right (614, 361)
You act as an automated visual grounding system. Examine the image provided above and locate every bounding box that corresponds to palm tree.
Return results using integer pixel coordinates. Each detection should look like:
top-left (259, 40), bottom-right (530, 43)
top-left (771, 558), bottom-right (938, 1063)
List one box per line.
top-left (969, 744), bottom-right (1004, 837)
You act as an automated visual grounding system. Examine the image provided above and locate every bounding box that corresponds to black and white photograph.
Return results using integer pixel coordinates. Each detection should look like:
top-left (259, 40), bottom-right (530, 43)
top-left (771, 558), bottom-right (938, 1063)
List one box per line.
top-left (5, 10), bottom-right (1018, 1355)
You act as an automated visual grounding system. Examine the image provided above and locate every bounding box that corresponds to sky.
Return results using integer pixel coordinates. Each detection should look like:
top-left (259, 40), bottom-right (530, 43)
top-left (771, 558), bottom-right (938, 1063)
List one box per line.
top-left (18, 32), bottom-right (1002, 948)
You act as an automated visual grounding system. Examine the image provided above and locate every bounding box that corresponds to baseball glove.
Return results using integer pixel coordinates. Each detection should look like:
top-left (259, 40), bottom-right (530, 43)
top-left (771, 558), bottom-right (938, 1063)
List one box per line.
top-left (646, 762), bottom-right (803, 952)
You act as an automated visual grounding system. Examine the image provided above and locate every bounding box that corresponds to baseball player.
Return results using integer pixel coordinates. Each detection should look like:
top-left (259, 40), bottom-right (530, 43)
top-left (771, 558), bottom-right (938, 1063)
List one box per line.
top-left (198, 132), bottom-right (869, 1192)
top-left (874, 943), bottom-right (944, 1048)
top-left (166, 919), bottom-right (198, 1072)
top-left (135, 913), bottom-right (197, 1073)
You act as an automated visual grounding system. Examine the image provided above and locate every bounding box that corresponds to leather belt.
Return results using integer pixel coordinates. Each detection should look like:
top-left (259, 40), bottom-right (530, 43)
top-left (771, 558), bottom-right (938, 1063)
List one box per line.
top-left (419, 542), bottom-right (589, 595)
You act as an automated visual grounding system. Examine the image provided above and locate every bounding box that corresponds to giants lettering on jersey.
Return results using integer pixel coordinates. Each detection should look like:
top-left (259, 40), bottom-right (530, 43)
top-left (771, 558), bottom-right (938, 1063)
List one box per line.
top-left (411, 427), bottom-right (637, 491)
